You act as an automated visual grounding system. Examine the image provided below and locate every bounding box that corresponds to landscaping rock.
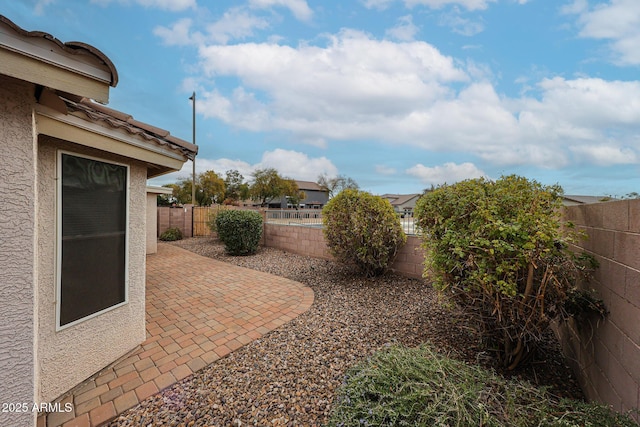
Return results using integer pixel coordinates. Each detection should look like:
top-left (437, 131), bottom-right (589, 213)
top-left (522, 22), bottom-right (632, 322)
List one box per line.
top-left (109, 237), bottom-right (583, 426)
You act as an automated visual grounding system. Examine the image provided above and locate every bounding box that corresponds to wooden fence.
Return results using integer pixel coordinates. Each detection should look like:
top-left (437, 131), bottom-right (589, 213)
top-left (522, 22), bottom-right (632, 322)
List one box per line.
top-left (192, 205), bottom-right (233, 236)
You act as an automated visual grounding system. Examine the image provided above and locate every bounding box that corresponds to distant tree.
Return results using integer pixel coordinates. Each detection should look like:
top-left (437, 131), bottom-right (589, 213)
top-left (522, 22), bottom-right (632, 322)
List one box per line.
top-left (167, 171), bottom-right (225, 206)
top-left (170, 181), bottom-right (193, 205)
top-left (250, 168), bottom-right (286, 207)
top-left (317, 174), bottom-right (359, 198)
top-left (197, 170), bottom-right (225, 206)
top-left (282, 179), bottom-right (306, 208)
top-left (157, 184), bottom-right (178, 206)
top-left (223, 169), bottom-right (250, 205)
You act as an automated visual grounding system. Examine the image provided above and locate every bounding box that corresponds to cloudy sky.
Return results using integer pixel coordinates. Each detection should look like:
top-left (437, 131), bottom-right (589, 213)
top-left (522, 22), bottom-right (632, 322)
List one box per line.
top-left (6, 0), bottom-right (640, 196)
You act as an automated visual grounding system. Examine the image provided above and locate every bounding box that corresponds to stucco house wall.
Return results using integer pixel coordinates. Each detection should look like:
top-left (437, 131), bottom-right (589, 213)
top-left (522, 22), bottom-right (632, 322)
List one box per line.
top-left (36, 135), bottom-right (148, 402)
top-left (146, 186), bottom-right (172, 254)
top-left (0, 73), bottom-right (37, 427)
top-left (0, 15), bottom-right (197, 427)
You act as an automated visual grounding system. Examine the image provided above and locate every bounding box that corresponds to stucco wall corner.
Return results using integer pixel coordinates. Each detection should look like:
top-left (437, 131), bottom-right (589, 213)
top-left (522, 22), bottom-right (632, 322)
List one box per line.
top-left (0, 74), bottom-right (38, 427)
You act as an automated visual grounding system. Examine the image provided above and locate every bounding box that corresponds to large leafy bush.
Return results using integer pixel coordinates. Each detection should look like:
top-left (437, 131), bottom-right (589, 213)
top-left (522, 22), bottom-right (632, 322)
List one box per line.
top-left (414, 175), bottom-right (598, 369)
top-left (322, 189), bottom-right (406, 277)
top-left (328, 344), bottom-right (636, 427)
top-left (215, 209), bottom-right (263, 255)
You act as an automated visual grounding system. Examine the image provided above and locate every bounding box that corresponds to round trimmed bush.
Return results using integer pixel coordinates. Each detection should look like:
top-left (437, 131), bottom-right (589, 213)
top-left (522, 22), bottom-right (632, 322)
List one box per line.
top-left (215, 209), bottom-right (263, 255)
top-left (322, 189), bottom-right (406, 277)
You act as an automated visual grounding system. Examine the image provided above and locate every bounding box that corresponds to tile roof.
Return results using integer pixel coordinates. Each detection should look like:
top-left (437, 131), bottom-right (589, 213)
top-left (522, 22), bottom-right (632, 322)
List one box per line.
top-left (2, 14), bottom-right (196, 161)
top-left (61, 94), bottom-right (197, 160)
top-left (0, 15), bottom-right (118, 87)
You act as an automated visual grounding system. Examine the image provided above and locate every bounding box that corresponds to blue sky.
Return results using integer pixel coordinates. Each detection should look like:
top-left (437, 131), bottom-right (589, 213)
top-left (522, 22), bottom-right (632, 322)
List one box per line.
top-left (6, 0), bottom-right (640, 196)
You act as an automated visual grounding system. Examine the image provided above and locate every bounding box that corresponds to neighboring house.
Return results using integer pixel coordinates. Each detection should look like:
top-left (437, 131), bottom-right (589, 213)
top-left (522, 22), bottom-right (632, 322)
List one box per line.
top-left (562, 195), bottom-right (616, 206)
top-left (381, 193), bottom-right (422, 217)
top-left (267, 180), bottom-right (330, 209)
top-left (0, 15), bottom-right (197, 427)
top-left (293, 180), bottom-right (330, 209)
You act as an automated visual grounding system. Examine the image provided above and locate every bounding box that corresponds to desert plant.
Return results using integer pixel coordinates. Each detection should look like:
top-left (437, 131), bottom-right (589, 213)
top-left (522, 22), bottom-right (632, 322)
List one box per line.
top-left (322, 189), bottom-right (406, 277)
top-left (414, 175), bottom-right (599, 369)
top-left (159, 227), bottom-right (183, 241)
top-left (328, 344), bottom-right (636, 427)
top-left (215, 209), bottom-right (263, 255)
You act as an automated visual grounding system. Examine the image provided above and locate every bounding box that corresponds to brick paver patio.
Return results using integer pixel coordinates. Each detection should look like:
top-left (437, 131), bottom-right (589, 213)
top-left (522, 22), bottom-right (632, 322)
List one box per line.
top-left (39, 243), bottom-right (314, 427)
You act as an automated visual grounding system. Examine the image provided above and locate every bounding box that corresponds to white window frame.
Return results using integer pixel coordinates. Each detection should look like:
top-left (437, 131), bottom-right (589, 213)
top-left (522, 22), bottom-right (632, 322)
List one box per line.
top-left (56, 150), bottom-right (130, 331)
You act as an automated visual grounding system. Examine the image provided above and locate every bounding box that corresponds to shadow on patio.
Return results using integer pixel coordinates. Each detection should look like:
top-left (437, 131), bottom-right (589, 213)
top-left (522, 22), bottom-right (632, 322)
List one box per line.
top-left (41, 243), bottom-right (314, 427)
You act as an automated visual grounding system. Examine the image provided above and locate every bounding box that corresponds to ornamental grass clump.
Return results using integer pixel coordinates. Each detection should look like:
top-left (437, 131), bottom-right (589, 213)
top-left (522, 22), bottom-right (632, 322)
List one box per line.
top-left (322, 189), bottom-right (406, 277)
top-left (214, 209), bottom-right (263, 255)
top-left (328, 344), bottom-right (636, 427)
top-left (414, 175), bottom-right (600, 369)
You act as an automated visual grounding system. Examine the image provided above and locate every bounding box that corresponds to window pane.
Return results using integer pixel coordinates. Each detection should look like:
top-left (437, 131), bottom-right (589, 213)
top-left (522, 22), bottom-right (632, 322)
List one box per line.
top-left (59, 154), bottom-right (127, 326)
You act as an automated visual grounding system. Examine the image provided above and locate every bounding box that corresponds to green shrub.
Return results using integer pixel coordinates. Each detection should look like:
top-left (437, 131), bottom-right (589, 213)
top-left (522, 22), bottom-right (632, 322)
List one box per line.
top-left (159, 227), bottom-right (183, 241)
top-left (414, 175), bottom-right (599, 369)
top-left (215, 209), bottom-right (263, 255)
top-left (322, 189), bottom-right (406, 277)
top-left (328, 344), bottom-right (636, 427)
top-left (206, 205), bottom-right (232, 233)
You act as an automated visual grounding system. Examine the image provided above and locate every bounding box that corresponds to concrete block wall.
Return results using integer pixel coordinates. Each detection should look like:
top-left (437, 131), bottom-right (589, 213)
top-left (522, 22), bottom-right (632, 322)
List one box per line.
top-left (557, 199), bottom-right (640, 420)
top-left (157, 205), bottom-right (193, 238)
top-left (262, 223), bottom-right (424, 279)
top-left (390, 236), bottom-right (425, 279)
top-left (263, 224), bottom-right (333, 261)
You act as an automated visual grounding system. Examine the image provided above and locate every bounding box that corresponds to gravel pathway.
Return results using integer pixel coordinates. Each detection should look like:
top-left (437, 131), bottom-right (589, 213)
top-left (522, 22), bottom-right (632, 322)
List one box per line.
top-left (109, 237), bottom-right (583, 426)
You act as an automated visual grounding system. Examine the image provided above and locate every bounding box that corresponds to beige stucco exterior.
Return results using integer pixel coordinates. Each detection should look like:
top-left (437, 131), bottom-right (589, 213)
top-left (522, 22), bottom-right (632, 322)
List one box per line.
top-left (0, 15), bottom-right (196, 426)
top-left (36, 135), bottom-right (147, 402)
top-left (0, 73), bottom-right (38, 427)
top-left (146, 186), bottom-right (172, 254)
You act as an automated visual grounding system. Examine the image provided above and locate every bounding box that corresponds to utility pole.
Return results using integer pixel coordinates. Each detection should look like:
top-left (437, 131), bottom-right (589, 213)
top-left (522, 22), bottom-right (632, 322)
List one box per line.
top-left (189, 92), bottom-right (196, 205)
top-left (189, 92), bottom-right (196, 236)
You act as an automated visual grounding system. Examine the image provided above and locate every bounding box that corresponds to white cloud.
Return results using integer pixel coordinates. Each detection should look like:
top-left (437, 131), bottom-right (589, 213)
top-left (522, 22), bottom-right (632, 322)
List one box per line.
top-left (154, 9), bottom-right (271, 46)
top-left (256, 149), bottom-right (338, 180)
top-left (386, 15), bottom-right (419, 41)
top-left (91, 0), bottom-right (196, 11)
top-left (188, 28), bottom-right (640, 170)
top-left (248, 0), bottom-right (313, 21)
top-left (206, 7), bottom-right (270, 44)
top-left (153, 18), bottom-right (197, 46)
top-left (406, 162), bottom-right (486, 185)
top-left (159, 149), bottom-right (336, 184)
top-left (404, 0), bottom-right (496, 11)
top-left (570, 145), bottom-right (639, 166)
top-left (568, 0), bottom-right (640, 65)
top-left (34, 0), bottom-right (54, 15)
top-left (560, 0), bottom-right (587, 15)
top-left (362, 0), bottom-right (497, 10)
top-left (196, 29), bottom-right (468, 129)
top-left (361, 0), bottom-right (394, 9)
top-left (439, 8), bottom-right (485, 35)
top-left (376, 165), bottom-right (397, 175)
top-left (137, 0), bottom-right (196, 10)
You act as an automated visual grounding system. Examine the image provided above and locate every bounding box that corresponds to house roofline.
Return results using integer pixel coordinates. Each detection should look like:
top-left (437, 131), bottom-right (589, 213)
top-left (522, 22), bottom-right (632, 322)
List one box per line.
top-left (0, 15), bottom-right (118, 87)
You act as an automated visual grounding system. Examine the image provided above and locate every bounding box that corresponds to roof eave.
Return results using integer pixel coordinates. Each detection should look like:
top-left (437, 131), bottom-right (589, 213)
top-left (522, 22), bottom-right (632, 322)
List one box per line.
top-left (0, 15), bottom-right (117, 103)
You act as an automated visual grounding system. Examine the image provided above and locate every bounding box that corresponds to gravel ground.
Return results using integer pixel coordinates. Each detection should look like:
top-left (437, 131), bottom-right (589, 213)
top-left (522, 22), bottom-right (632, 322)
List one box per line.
top-left (110, 237), bottom-right (584, 426)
